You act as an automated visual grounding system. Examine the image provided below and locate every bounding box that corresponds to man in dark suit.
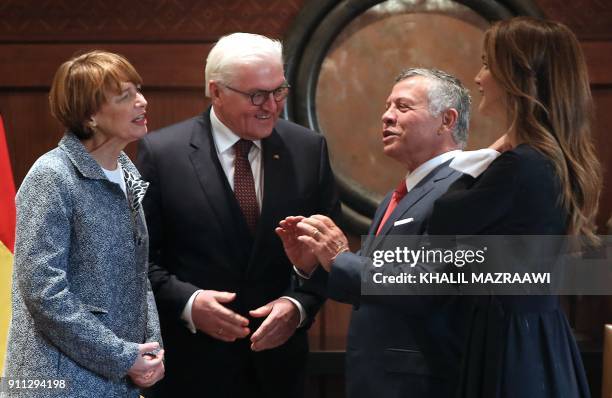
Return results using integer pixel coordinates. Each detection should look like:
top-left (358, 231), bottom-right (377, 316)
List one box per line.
top-left (137, 32), bottom-right (339, 397)
top-left (277, 68), bottom-right (495, 398)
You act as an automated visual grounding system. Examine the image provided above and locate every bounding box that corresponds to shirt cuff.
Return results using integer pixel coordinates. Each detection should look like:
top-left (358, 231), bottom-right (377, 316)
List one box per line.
top-left (281, 296), bottom-right (306, 327)
top-left (293, 265), bottom-right (315, 280)
top-left (449, 148), bottom-right (500, 177)
top-left (181, 289), bottom-right (204, 334)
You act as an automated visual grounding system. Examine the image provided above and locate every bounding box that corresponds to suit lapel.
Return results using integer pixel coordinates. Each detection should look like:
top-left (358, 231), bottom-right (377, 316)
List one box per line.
top-left (247, 129), bottom-right (286, 272)
top-left (363, 193), bottom-right (392, 253)
top-left (370, 161), bottom-right (457, 251)
top-left (375, 181), bottom-right (435, 238)
top-left (188, 111), bottom-right (253, 261)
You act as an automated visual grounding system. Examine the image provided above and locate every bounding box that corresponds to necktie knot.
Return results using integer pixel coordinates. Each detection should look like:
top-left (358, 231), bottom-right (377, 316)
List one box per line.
top-left (376, 179), bottom-right (408, 236)
top-left (394, 180), bottom-right (408, 198)
top-left (234, 139), bottom-right (253, 159)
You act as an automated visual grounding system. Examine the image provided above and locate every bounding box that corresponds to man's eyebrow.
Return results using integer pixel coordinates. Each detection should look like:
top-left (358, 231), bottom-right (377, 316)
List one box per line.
top-left (394, 96), bottom-right (415, 103)
top-left (251, 83), bottom-right (288, 92)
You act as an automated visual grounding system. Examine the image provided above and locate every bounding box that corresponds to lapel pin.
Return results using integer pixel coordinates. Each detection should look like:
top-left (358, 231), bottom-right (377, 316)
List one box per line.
top-left (273, 154), bottom-right (280, 160)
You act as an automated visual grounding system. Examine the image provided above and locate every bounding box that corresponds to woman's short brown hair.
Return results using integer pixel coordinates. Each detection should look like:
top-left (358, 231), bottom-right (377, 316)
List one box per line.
top-left (49, 50), bottom-right (142, 139)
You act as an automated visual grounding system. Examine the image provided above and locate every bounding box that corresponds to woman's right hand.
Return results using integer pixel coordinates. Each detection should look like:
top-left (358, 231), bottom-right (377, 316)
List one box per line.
top-left (127, 342), bottom-right (165, 388)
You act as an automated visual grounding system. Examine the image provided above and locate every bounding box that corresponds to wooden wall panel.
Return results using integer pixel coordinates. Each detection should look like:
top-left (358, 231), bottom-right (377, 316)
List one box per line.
top-left (583, 42), bottom-right (612, 86)
top-left (0, 89), bottom-right (209, 187)
top-left (0, 91), bottom-right (63, 185)
top-left (592, 89), bottom-right (612, 230)
top-left (534, 0), bottom-right (612, 40)
top-left (0, 44), bottom-right (213, 88)
top-left (123, 90), bottom-right (210, 160)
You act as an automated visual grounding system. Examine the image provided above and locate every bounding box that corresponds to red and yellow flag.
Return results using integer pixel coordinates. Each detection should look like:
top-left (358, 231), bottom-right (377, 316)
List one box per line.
top-left (0, 114), bottom-right (16, 374)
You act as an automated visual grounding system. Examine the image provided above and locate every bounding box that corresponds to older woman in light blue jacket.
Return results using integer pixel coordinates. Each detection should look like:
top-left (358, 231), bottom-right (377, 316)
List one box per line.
top-left (4, 50), bottom-right (164, 397)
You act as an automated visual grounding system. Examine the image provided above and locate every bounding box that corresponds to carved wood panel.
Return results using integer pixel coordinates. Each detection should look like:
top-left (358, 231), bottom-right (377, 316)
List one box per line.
top-left (535, 0), bottom-right (612, 40)
top-left (0, 0), bottom-right (304, 42)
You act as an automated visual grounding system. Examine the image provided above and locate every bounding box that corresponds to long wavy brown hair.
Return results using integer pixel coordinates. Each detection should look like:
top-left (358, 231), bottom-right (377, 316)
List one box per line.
top-left (484, 16), bottom-right (601, 243)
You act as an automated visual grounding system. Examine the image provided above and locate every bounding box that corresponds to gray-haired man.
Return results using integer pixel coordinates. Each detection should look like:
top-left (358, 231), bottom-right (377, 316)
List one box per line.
top-left (278, 68), bottom-right (496, 398)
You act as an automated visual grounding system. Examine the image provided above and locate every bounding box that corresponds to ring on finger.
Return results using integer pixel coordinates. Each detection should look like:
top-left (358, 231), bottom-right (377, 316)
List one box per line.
top-left (312, 229), bottom-right (320, 238)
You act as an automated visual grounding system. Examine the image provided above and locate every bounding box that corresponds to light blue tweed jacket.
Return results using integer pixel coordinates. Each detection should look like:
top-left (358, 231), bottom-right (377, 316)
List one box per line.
top-left (3, 133), bottom-right (161, 397)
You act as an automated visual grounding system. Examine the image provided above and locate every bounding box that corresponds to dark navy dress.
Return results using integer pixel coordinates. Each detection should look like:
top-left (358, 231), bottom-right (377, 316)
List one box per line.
top-left (429, 144), bottom-right (591, 398)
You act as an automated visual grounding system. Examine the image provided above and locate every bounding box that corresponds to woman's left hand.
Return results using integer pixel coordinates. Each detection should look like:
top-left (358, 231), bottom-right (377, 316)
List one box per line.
top-left (127, 342), bottom-right (165, 388)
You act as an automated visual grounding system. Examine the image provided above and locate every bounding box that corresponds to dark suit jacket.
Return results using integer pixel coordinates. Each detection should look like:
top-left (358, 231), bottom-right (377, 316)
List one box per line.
top-left (137, 108), bottom-right (339, 397)
top-left (326, 160), bottom-right (471, 398)
top-left (429, 145), bottom-right (589, 398)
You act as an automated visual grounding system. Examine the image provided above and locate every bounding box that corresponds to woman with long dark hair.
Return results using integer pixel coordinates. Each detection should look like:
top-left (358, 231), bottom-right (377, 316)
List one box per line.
top-left (429, 17), bottom-right (600, 397)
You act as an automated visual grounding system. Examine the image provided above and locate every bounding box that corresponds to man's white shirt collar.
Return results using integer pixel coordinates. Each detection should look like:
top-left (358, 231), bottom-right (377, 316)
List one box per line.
top-left (210, 107), bottom-right (262, 153)
top-left (404, 150), bottom-right (461, 191)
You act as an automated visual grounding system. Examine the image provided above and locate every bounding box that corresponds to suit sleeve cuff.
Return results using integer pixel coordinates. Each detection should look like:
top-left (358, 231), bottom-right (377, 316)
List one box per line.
top-left (181, 289), bottom-right (204, 334)
top-left (293, 265), bottom-right (316, 280)
top-left (327, 252), bottom-right (365, 306)
top-left (280, 296), bottom-right (307, 327)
